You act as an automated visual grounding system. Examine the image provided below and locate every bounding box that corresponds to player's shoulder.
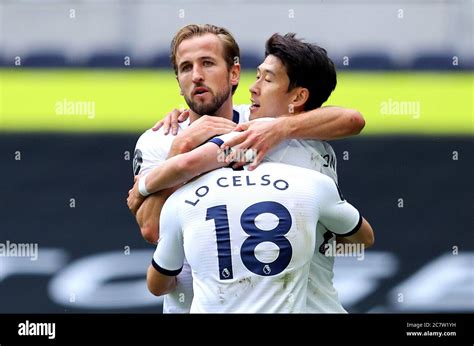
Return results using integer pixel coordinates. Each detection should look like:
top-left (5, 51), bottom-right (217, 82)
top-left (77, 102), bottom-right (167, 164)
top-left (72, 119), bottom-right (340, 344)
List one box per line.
top-left (135, 119), bottom-right (190, 149)
top-left (261, 162), bottom-right (332, 183)
top-left (289, 138), bottom-right (334, 153)
top-left (135, 128), bottom-right (160, 149)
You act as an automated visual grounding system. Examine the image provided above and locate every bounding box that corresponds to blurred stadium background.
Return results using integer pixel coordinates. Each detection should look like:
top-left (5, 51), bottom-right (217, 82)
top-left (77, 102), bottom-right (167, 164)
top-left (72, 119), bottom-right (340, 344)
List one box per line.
top-left (0, 0), bottom-right (472, 313)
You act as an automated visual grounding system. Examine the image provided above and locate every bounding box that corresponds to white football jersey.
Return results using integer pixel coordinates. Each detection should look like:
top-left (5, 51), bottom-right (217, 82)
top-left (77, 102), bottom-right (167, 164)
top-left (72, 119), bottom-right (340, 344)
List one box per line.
top-left (152, 163), bottom-right (361, 313)
top-left (212, 118), bottom-right (346, 312)
top-left (133, 105), bottom-right (250, 313)
top-left (265, 136), bottom-right (346, 313)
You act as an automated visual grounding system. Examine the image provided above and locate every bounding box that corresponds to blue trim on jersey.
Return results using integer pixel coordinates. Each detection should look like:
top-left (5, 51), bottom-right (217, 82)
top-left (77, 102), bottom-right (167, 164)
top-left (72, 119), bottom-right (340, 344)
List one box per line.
top-left (208, 138), bottom-right (224, 147)
top-left (151, 258), bottom-right (182, 276)
top-left (330, 213), bottom-right (363, 237)
top-left (232, 109), bottom-right (240, 124)
top-left (207, 137), bottom-right (233, 167)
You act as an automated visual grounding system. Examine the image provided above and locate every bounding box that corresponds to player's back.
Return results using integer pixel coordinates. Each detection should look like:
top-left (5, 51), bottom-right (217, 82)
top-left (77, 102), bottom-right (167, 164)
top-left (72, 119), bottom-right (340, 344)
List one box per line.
top-left (172, 162), bottom-right (327, 313)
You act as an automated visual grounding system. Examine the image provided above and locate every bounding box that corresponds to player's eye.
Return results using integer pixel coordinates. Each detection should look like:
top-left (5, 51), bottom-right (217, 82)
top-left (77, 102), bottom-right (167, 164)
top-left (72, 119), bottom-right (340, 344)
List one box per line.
top-left (255, 74), bottom-right (261, 80)
top-left (180, 64), bottom-right (191, 72)
top-left (203, 60), bottom-right (214, 67)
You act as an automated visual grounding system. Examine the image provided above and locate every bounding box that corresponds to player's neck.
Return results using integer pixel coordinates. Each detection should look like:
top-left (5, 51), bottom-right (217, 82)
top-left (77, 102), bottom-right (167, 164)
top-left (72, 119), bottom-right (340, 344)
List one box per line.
top-left (189, 98), bottom-right (234, 123)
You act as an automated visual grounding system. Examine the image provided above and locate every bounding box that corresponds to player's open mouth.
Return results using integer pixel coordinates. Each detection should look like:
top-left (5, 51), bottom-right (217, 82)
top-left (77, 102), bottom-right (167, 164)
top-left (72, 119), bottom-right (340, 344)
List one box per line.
top-left (193, 87), bottom-right (210, 97)
top-left (250, 99), bottom-right (260, 112)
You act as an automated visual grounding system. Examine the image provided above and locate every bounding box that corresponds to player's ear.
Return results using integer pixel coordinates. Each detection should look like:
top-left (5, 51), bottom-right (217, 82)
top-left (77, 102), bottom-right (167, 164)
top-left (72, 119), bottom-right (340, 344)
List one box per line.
top-left (229, 61), bottom-right (240, 87)
top-left (291, 87), bottom-right (309, 109)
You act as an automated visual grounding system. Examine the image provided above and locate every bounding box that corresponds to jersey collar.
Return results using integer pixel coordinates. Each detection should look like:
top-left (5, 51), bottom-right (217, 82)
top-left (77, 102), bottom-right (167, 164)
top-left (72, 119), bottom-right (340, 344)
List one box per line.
top-left (232, 109), bottom-right (240, 124)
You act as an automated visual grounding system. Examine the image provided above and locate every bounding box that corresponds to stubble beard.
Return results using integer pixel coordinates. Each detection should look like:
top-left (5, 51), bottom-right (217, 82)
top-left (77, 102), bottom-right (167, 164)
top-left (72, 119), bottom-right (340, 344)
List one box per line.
top-left (184, 84), bottom-right (231, 116)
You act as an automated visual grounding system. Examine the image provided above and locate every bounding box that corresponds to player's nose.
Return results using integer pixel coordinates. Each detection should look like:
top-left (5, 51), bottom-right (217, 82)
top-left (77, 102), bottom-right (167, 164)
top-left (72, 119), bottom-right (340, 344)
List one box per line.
top-left (192, 65), bottom-right (204, 83)
top-left (249, 82), bottom-right (259, 96)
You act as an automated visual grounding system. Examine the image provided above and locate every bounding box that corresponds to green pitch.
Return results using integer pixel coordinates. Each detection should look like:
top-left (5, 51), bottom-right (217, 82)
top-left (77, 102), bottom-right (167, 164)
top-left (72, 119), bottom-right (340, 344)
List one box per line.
top-left (0, 69), bottom-right (472, 134)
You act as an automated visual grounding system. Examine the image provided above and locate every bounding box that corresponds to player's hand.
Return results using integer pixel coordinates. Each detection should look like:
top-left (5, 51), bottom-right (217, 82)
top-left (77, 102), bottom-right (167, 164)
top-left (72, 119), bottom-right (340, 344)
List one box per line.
top-left (127, 176), bottom-right (146, 216)
top-left (152, 109), bottom-right (190, 135)
top-left (171, 115), bottom-right (237, 154)
top-left (221, 118), bottom-right (289, 171)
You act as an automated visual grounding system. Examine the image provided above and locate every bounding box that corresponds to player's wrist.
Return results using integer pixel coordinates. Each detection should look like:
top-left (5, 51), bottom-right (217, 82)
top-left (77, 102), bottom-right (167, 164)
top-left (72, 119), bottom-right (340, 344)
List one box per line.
top-left (138, 174), bottom-right (151, 197)
top-left (276, 116), bottom-right (291, 140)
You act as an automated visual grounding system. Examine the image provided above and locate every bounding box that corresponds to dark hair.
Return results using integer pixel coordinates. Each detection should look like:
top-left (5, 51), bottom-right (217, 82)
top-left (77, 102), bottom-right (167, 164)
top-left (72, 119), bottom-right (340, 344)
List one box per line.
top-left (171, 24), bottom-right (240, 94)
top-left (265, 33), bottom-right (337, 110)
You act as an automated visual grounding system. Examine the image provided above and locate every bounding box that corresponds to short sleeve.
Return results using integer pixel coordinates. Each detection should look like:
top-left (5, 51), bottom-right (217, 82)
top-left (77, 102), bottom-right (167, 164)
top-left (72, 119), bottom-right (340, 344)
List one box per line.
top-left (318, 176), bottom-right (362, 237)
top-left (133, 129), bottom-right (169, 176)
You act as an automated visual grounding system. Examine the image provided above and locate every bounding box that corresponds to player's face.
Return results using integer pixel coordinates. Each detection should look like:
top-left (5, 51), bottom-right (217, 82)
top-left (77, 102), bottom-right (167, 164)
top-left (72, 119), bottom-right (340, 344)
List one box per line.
top-left (249, 55), bottom-right (295, 119)
top-left (175, 34), bottom-right (239, 116)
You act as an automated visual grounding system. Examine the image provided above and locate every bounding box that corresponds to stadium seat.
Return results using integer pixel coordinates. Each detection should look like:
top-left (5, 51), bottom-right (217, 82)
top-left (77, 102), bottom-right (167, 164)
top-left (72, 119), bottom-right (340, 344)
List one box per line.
top-left (239, 53), bottom-right (263, 69)
top-left (22, 52), bottom-right (68, 67)
top-left (337, 52), bottom-right (396, 70)
top-left (149, 52), bottom-right (172, 68)
top-left (85, 52), bottom-right (136, 68)
top-left (150, 52), bottom-right (264, 70)
top-left (412, 52), bottom-right (465, 71)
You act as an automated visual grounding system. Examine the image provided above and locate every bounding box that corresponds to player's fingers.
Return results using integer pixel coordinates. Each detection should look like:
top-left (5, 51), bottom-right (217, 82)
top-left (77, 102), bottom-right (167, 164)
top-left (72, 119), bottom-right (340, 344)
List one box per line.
top-left (162, 113), bottom-right (173, 135)
top-left (233, 137), bottom-right (255, 153)
top-left (221, 132), bottom-right (246, 150)
top-left (152, 120), bottom-right (164, 131)
top-left (248, 150), bottom-right (265, 171)
top-left (222, 124), bottom-right (237, 132)
top-left (170, 109), bottom-right (181, 136)
top-left (209, 124), bottom-right (236, 137)
top-left (177, 110), bottom-right (190, 122)
top-left (234, 122), bottom-right (250, 132)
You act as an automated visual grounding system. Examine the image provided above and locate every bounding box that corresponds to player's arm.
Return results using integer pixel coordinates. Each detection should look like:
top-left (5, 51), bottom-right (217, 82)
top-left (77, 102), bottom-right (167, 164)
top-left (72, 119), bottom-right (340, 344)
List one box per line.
top-left (143, 141), bottom-right (226, 195)
top-left (128, 144), bottom-right (219, 216)
top-left (128, 133), bottom-right (241, 217)
top-left (129, 123), bottom-right (234, 244)
top-left (335, 218), bottom-right (374, 248)
top-left (168, 115), bottom-right (236, 157)
top-left (318, 177), bottom-right (374, 248)
top-left (279, 106), bottom-right (365, 140)
top-left (223, 107), bottom-right (365, 170)
top-left (130, 131), bottom-right (175, 244)
top-left (135, 188), bottom-right (176, 244)
top-left (132, 136), bottom-right (242, 243)
top-left (130, 141), bottom-right (224, 242)
top-left (147, 197), bottom-right (184, 296)
top-left (147, 264), bottom-right (177, 296)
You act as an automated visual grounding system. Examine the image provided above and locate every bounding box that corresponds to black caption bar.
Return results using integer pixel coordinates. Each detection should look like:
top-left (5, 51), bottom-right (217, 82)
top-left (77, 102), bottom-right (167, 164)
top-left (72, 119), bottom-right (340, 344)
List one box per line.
top-left (0, 313), bottom-right (471, 345)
